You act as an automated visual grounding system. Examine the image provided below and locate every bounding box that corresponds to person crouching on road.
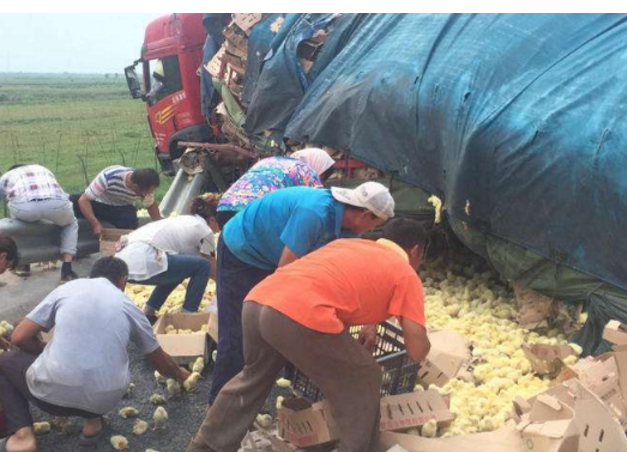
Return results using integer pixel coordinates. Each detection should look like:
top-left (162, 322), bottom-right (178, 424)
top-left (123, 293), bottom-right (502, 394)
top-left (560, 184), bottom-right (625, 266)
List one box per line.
top-left (215, 148), bottom-right (335, 228)
top-left (72, 165), bottom-right (162, 236)
top-left (0, 257), bottom-right (190, 452)
top-left (188, 218), bottom-right (431, 452)
top-left (116, 195), bottom-right (221, 324)
top-left (0, 164), bottom-right (79, 282)
top-left (208, 181), bottom-right (394, 404)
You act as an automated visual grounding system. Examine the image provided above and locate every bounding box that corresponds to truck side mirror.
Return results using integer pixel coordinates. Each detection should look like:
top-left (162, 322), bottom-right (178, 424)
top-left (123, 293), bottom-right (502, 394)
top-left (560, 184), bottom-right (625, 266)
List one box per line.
top-left (124, 65), bottom-right (144, 100)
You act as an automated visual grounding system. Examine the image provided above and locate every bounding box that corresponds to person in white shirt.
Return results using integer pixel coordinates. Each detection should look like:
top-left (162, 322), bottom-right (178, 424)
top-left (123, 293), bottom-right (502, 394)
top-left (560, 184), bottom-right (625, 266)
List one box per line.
top-left (116, 195), bottom-right (221, 323)
top-left (0, 257), bottom-right (189, 452)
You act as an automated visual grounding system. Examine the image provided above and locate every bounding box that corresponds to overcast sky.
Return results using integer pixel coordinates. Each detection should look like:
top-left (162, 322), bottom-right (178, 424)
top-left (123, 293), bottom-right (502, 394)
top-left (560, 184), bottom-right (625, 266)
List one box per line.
top-left (0, 14), bottom-right (165, 74)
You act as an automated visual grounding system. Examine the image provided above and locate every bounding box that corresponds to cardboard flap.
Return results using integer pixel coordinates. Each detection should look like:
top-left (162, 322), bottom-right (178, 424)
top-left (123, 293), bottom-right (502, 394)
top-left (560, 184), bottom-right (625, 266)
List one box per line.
top-left (514, 282), bottom-right (553, 329)
top-left (523, 343), bottom-right (575, 376)
top-left (380, 390), bottom-right (454, 431)
top-left (232, 13), bottom-right (263, 34)
top-left (378, 423), bottom-right (525, 452)
top-left (278, 400), bottom-right (339, 448)
top-left (528, 395), bottom-right (573, 423)
top-left (418, 330), bottom-right (471, 387)
top-left (603, 320), bottom-right (627, 346)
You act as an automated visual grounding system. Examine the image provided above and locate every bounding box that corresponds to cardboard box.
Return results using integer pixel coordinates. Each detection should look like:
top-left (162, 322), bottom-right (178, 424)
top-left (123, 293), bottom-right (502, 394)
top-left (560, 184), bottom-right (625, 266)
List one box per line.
top-left (99, 228), bottom-right (132, 256)
top-left (516, 394), bottom-right (579, 452)
top-left (514, 282), bottom-right (553, 329)
top-left (153, 312), bottom-right (210, 364)
top-left (278, 399), bottom-right (339, 448)
top-left (417, 330), bottom-right (472, 387)
top-left (379, 390), bottom-right (454, 432)
top-left (522, 343), bottom-right (575, 376)
top-left (557, 353), bottom-right (627, 428)
top-left (603, 320), bottom-right (627, 347)
top-left (378, 423), bottom-right (525, 452)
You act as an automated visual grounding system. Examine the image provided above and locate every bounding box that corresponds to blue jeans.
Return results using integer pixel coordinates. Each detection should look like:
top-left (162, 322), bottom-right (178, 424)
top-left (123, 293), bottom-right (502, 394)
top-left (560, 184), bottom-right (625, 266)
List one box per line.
top-left (140, 254), bottom-right (211, 313)
top-left (208, 235), bottom-right (273, 404)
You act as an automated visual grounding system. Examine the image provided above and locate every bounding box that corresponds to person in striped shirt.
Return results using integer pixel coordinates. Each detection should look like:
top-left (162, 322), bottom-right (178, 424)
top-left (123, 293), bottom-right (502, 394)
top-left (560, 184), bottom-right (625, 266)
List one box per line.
top-left (73, 166), bottom-right (162, 236)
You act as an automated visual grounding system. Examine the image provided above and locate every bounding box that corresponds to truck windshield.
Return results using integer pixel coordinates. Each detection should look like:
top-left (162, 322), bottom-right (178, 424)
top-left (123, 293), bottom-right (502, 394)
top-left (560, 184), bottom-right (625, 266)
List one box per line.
top-left (146, 56), bottom-right (183, 104)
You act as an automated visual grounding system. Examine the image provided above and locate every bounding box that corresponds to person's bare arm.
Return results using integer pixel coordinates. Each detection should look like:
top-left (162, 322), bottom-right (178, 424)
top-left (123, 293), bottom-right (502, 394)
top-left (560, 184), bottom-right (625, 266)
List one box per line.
top-left (146, 347), bottom-right (190, 385)
top-left (147, 202), bottom-right (162, 221)
top-left (209, 255), bottom-right (217, 281)
top-left (78, 194), bottom-right (103, 236)
top-left (277, 245), bottom-right (299, 268)
top-left (357, 325), bottom-right (378, 352)
top-left (400, 317), bottom-right (430, 363)
top-left (11, 318), bottom-right (48, 355)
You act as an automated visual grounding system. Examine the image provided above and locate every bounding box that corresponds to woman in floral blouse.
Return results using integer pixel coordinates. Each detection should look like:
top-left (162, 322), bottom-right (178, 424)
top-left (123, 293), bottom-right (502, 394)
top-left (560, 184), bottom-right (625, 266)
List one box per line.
top-left (216, 148), bottom-right (335, 228)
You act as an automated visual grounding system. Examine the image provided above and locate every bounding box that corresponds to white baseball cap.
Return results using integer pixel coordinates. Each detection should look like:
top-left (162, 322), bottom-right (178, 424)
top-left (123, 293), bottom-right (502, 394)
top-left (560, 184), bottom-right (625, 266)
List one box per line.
top-left (331, 182), bottom-right (395, 220)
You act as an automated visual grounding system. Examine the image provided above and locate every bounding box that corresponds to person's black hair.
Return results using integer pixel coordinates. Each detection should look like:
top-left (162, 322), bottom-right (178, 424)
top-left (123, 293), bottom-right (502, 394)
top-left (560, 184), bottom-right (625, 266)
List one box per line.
top-left (190, 194), bottom-right (220, 220)
top-left (0, 234), bottom-right (18, 269)
top-left (381, 218), bottom-right (427, 250)
top-left (131, 168), bottom-right (160, 191)
top-left (90, 256), bottom-right (129, 284)
top-left (319, 166), bottom-right (335, 183)
top-left (8, 164), bottom-right (26, 171)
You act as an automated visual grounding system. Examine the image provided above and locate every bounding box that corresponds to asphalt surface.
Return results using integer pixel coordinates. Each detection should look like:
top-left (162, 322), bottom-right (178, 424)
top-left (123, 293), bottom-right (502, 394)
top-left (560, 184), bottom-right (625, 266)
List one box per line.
top-left (29, 343), bottom-right (290, 452)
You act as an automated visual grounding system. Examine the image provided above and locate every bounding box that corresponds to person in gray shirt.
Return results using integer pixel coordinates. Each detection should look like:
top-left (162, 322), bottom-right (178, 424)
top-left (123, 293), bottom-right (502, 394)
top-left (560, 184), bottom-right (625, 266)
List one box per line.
top-left (0, 257), bottom-right (190, 452)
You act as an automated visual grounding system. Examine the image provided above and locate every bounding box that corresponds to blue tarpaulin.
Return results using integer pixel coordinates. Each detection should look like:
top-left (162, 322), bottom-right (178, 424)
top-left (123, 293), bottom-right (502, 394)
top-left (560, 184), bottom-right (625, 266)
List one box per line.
top-left (244, 13), bottom-right (627, 296)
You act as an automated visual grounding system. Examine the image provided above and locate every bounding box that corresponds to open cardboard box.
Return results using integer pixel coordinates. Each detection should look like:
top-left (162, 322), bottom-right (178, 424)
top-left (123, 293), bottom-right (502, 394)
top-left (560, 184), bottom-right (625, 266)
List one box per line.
top-left (279, 390), bottom-right (453, 448)
top-left (153, 312), bottom-right (211, 364)
top-left (417, 329), bottom-right (473, 387)
top-left (278, 398), bottom-right (339, 448)
top-left (557, 351), bottom-right (627, 429)
top-left (380, 390), bottom-right (453, 432)
top-left (99, 228), bottom-right (132, 256)
top-left (379, 423), bottom-right (525, 452)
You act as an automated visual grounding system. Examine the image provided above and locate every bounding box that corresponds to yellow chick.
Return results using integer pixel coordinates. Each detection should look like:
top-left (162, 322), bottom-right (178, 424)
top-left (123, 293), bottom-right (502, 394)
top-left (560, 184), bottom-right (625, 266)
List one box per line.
top-left (421, 420), bottom-right (438, 438)
top-left (110, 435), bottom-right (129, 450)
top-left (255, 414), bottom-right (273, 429)
top-left (275, 378), bottom-right (291, 388)
top-left (118, 407), bottom-right (139, 419)
top-left (191, 357), bottom-right (204, 374)
top-left (166, 379), bottom-right (181, 396)
top-left (33, 422), bottom-right (51, 435)
top-left (132, 419), bottom-right (149, 436)
top-left (149, 393), bottom-right (166, 405)
top-left (183, 372), bottom-right (201, 392)
top-left (154, 371), bottom-right (166, 385)
top-left (153, 407), bottom-right (168, 430)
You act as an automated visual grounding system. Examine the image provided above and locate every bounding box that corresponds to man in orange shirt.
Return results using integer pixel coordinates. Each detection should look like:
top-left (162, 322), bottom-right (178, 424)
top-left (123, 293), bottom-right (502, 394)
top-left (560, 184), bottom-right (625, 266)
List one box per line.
top-left (188, 218), bottom-right (431, 452)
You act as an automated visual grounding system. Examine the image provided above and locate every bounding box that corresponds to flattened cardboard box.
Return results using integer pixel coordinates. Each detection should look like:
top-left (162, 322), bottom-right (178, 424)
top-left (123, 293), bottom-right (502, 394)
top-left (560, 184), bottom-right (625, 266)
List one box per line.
top-left (417, 329), bottom-right (472, 387)
top-left (603, 320), bottom-right (627, 347)
top-left (153, 312), bottom-right (211, 364)
top-left (100, 228), bottom-right (132, 256)
top-left (380, 390), bottom-right (454, 431)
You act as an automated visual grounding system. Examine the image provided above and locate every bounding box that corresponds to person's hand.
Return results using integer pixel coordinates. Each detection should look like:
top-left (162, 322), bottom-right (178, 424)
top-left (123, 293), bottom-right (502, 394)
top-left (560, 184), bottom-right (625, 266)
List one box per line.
top-left (0, 336), bottom-right (11, 351)
top-left (178, 367), bottom-right (192, 385)
top-left (92, 223), bottom-right (103, 237)
top-left (358, 325), bottom-right (378, 353)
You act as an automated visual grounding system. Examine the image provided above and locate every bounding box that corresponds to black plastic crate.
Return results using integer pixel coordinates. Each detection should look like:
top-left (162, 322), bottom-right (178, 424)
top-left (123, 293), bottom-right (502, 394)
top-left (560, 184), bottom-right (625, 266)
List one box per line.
top-left (291, 321), bottom-right (419, 402)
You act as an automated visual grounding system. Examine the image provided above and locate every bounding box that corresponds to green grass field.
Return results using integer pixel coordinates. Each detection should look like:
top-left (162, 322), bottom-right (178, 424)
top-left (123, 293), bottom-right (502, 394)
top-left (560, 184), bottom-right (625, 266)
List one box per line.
top-left (0, 73), bottom-right (171, 209)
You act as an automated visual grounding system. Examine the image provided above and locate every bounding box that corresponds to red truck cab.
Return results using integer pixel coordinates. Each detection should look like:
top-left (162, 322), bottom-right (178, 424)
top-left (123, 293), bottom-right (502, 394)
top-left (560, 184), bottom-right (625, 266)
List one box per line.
top-left (125, 13), bottom-right (208, 174)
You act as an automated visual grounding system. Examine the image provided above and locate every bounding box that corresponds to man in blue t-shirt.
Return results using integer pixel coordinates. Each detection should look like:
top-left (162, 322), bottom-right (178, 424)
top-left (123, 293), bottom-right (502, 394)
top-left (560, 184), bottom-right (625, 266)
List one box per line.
top-left (209, 181), bottom-right (395, 403)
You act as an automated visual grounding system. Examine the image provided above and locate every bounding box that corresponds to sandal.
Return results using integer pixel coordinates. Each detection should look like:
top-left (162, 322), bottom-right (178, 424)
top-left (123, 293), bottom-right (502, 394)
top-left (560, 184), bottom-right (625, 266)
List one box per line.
top-left (78, 418), bottom-right (107, 447)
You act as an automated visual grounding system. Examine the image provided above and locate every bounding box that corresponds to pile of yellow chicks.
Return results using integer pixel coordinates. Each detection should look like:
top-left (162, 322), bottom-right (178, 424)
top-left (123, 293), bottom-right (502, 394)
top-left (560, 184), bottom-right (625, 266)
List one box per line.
top-left (124, 280), bottom-right (216, 317)
top-left (412, 251), bottom-right (583, 438)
